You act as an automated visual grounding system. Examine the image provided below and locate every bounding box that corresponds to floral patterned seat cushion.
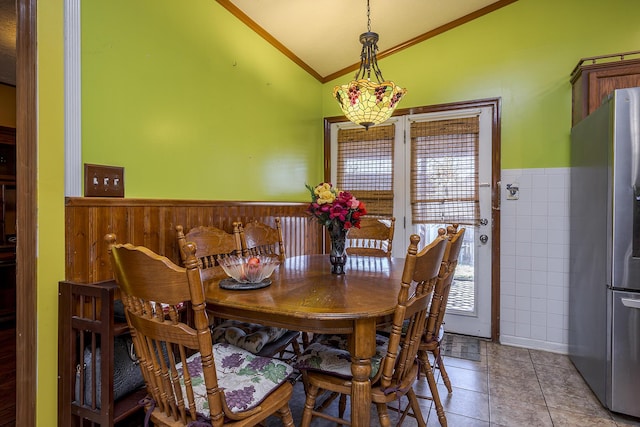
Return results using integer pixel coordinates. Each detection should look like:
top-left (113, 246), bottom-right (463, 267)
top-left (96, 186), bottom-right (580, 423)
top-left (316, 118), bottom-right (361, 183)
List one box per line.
top-left (210, 320), bottom-right (288, 354)
top-left (175, 342), bottom-right (293, 417)
top-left (294, 334), bottom-right (388, 379)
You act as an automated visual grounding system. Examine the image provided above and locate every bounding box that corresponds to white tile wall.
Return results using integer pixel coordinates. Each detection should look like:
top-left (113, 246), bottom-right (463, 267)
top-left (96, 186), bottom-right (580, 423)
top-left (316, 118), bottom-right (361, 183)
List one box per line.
top-left (500, 168), bottom-right (570, 354)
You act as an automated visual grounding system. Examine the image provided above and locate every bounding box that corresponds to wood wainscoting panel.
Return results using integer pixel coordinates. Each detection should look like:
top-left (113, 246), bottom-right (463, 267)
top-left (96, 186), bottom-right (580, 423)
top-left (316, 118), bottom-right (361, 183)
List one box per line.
top-left (65, 198), bottom-right (323, 283)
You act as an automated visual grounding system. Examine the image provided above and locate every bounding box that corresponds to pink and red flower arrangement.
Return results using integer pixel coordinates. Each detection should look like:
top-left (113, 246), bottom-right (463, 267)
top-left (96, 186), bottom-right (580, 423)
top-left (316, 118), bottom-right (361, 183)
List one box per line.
top-left (305, 182), bottom-right (367, 231)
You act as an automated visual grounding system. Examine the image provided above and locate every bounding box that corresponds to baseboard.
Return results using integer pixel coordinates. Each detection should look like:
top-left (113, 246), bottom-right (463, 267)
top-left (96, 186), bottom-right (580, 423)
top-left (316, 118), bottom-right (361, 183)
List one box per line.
top-left (499, 335), bottom-right (569, 354)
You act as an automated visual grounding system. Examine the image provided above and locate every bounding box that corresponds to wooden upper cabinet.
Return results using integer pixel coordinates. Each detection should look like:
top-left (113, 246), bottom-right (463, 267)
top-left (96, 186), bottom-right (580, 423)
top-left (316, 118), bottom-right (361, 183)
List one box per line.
top-left (571, 51), bottom-right (640, 127)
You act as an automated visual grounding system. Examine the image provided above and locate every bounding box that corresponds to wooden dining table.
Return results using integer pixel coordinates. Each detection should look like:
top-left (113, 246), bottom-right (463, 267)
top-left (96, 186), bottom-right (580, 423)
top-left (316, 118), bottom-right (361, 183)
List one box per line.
top-left (204, 253), bottom-right (407, 427)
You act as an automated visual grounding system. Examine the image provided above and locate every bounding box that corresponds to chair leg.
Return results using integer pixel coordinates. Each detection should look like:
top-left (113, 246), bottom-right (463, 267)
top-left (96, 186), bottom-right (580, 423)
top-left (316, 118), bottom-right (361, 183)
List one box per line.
top-left (338, 393), bottom-right (347, 421)
top-left (301, 332), bottom-right (312, 348)
top-left (376, 402), bottom-right (392, 427)
top-left (422, 357), bottom-right (448, 427)
top-left (406, 389), bottom-right (427, 427)
top-left (434, 347), bottom-right (452, 394)
top-left (290, 336), bottom-right (302, 358)
top-left (300, 383), bottom-right (320, 427)
top-left (418, 349), bottom-right (429, 379)
top-left (276, 403), bottom-right (295, 427)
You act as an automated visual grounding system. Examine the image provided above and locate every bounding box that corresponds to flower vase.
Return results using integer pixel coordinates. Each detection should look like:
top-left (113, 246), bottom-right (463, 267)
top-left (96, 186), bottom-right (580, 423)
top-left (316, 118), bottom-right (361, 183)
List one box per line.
top-left (328, 226), bottom-right (347, 274)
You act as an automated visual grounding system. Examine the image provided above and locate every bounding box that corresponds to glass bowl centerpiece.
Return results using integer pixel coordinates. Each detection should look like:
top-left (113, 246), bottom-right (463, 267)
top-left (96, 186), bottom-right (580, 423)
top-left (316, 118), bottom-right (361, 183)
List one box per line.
top-left (218, 255), bottom-right (279, 288)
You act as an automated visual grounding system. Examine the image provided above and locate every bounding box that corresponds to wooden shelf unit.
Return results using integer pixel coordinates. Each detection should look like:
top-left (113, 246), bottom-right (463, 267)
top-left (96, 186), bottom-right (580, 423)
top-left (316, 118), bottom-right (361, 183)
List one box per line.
top-left (571, 50), bottom-right (640, 127)
top-left (57, 280), bottom-right (146, 426)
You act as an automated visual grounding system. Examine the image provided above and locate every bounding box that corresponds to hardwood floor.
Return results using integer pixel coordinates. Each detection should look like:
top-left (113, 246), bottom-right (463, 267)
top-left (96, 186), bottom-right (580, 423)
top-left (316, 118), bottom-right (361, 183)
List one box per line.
top-left (0, 321), bottom-right (15, 426)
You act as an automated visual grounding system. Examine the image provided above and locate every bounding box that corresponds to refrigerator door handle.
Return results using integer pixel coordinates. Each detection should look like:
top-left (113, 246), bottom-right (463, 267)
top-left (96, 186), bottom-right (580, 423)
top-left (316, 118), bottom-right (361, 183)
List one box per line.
top-left (621, 298), bottom-right (640, 309)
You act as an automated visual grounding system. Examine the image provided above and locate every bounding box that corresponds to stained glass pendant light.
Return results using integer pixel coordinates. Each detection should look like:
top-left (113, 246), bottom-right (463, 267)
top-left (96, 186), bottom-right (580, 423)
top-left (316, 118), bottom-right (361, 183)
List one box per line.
top-left (333, 0), bottom-right (407, 130)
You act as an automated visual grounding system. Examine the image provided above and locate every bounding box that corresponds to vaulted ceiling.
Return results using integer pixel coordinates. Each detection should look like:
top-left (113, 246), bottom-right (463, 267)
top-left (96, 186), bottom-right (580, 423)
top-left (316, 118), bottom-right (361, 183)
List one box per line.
top-left (0, 1), bottom-right (517, 87)
top-left (218, 0), bottom-right (516, 82)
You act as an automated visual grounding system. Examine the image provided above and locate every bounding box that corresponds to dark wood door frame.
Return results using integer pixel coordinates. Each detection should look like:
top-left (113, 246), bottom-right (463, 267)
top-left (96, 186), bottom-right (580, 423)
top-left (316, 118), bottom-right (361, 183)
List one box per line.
top-left (16, 0), bottom-right (37, 425)
top-left (323, 98), bottom-right (502, 341)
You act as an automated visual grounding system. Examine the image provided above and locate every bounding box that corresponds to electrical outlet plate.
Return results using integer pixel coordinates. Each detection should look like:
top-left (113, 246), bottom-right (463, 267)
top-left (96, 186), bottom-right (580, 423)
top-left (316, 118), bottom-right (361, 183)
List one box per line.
top-left (84, 164), bottom-right (125, 197)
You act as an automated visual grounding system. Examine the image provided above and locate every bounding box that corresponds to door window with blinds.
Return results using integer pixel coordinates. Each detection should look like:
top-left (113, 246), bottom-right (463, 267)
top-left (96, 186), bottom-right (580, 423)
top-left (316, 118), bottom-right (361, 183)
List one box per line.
top-left (335, 124), bottom-right (395, 218)
top-left (410, 116), bottom-right (480, 226)
top-left (332, 113), bottom-right (483, 232)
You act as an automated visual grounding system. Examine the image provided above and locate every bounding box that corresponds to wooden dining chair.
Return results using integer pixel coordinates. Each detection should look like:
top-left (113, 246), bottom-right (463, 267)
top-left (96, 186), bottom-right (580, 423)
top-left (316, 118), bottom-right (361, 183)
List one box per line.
top-left (176, 224), bottom-right (301, 362)
top-left (175, 224), bottom-right (242, 330)
top-left (176, 224), bottom-right (243, 282)
top-left (417, 224), bottom-right (466, 427)
top-left (105, 234), bottom-right (295, 427)
top-left (238, 218), bottom-right (286, 262)
top-left (236, 218), bottom-right (305, 359)
top-left (346, 216), bottom-right (395, 257)
top-left (295, 232), bottom-right (448, 427)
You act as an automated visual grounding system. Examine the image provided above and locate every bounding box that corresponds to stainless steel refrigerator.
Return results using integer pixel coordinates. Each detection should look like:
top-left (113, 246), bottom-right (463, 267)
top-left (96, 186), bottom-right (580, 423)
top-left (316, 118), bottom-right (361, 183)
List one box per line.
top-left (569, 87), bottom-right (640, 418)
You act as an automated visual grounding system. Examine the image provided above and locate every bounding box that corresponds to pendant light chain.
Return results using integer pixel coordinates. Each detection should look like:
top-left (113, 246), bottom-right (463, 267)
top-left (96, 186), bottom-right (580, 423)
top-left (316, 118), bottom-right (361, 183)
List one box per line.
top-left (332, 0), bottom-right (407, 130)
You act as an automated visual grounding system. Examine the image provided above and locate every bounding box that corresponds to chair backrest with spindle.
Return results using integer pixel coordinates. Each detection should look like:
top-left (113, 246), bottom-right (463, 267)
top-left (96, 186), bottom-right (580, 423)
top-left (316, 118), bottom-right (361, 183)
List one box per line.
top-left (425, 224), bottom-right (466, 344)
top-left (346, 217), bottom-right (395, 257)
top-left (375, 232), bottom-right (447, 389)
top-left (176, 224), bottom-right (242, 281)
top-left (239, 218), bottom-right (286, 262)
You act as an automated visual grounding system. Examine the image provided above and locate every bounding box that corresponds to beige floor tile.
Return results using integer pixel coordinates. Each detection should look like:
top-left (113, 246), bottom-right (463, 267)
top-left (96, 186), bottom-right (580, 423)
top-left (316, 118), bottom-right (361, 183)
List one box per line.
top-left (543, 388), bottom-right (612, 419)
top-left (486, 342), bottom-right (532, 363)
top-left (425, 406), bottom-right (490, 427)
top-left (539, 378), bottom-right (601, 405)
top-left (488, 357), bottom-right (536, 378)
top-left (437, 364), bottom-right (488, 394)
top-left (549, 407), bottom-right (617, 426)
top-left (529, 349), bottom-right (576, 370)
top-left (534, 362), bottom-right (592, 392)
top-left (489, 396), bottom-right (552, 426)
top-left (489, 380), bottom-right (547, 407)
top-left (441, 354), bottom-right (488, 371)
top-left (435, 383), bottom-right (490, 422)
top-left (489, 361), bottom-right (539, 385)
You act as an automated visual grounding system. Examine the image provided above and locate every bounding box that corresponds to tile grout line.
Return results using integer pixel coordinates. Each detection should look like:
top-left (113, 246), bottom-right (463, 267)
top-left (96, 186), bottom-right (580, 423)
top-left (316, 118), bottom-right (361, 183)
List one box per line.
top-left (485, 341), bottom-right (493, 426)
top-left (528, 348), bottom-right (555, 426)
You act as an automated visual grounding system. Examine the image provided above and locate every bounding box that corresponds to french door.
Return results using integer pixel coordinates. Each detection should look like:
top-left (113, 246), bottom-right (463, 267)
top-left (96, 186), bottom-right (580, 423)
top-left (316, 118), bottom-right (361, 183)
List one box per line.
top-left (329, 103), bottom-right (497, 338)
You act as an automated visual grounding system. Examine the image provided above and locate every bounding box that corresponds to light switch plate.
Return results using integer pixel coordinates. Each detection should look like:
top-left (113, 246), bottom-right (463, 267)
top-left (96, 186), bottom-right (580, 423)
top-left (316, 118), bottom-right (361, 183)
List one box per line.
top-left (84, 164), bottom-right (125, 197)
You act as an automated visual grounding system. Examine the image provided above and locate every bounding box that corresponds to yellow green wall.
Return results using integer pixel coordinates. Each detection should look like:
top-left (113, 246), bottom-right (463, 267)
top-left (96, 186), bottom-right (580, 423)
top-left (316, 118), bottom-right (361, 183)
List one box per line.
top-left (323, 0), bottom-right (640, 169)
top-left (81, 0), bottom-right (323, 200)
top-left (0, 83), bottom-right (16, 127)
top-left (37, 0), bottom-right (65, 425)
top-left (34, 0), bottom-right (640, 425)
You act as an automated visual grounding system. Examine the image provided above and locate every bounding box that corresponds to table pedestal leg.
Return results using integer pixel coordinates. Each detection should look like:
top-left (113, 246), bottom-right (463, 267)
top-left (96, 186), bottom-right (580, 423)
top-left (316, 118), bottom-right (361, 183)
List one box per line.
top-left (350, 319), bottom-right (376, 427)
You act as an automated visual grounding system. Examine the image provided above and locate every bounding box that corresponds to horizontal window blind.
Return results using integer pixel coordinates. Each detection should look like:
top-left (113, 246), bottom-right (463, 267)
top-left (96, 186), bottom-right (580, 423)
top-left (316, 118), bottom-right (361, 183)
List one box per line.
top-left (410, 116), bottom-right (480, 225)
top-left (337, 125), bottom-right (394, 217)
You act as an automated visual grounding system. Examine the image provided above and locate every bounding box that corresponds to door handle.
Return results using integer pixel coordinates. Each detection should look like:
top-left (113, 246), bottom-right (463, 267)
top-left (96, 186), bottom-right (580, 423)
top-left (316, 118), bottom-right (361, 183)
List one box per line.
top-left (479, 235), bottom-right (488, 244)
top-left (479, 218), bottom-right (488, 226)
top-left (621, 298), bottom-right (640, 309)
